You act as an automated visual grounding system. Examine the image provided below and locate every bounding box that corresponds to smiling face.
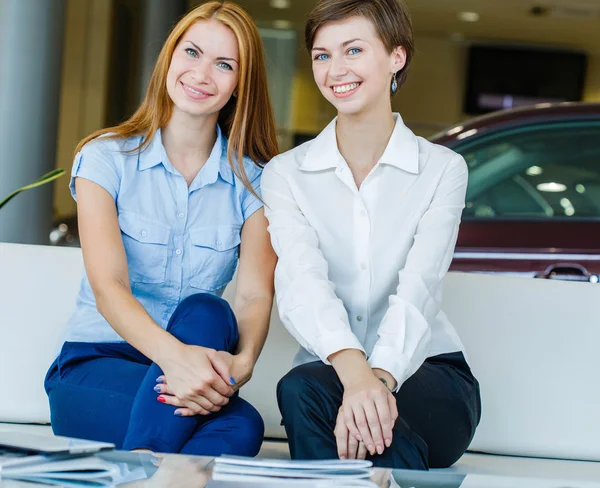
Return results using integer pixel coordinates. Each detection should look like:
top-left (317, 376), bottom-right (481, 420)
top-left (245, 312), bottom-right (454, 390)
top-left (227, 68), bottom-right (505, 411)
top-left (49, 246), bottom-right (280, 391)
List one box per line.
top-left (166, 19), bottom-right (240, 119)
top-left (311, 16), bottom-right (406, 116)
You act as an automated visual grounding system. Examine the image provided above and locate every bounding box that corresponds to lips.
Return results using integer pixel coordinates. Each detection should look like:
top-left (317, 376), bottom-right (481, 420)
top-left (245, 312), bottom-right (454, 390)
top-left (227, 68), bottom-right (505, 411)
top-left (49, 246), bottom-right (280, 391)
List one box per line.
top-left (180, 81), bottom-right (213, 100)
top-left (330, 81), bottom-right (362, 98)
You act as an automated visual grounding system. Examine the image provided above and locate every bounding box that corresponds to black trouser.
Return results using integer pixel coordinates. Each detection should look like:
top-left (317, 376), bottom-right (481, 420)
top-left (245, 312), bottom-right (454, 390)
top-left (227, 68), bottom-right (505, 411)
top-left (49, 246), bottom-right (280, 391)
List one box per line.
top-left (277, 352), bottom-right (481, 469)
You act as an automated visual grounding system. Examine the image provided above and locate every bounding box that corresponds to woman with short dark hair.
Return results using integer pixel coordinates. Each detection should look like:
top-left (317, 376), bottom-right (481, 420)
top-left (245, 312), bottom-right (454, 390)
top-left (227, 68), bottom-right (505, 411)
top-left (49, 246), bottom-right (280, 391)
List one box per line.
top-left (262, 0), bottom-right (481, 469)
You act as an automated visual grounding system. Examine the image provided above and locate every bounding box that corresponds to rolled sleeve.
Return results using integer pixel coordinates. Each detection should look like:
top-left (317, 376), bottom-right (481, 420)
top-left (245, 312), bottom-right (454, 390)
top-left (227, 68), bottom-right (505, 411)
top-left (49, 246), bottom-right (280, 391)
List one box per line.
top-left (368, 155), bottom-right (468, 391)
top-left (241, 170), bottom-right (264, 221)
top-left (262, 161), bottom-right (365, 363)
top-left (69, 139), bottom-right (121, 202)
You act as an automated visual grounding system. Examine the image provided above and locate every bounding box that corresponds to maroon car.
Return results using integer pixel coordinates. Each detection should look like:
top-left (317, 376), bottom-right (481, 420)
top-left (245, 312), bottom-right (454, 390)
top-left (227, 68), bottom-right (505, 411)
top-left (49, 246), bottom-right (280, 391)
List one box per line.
top-left (431, 102), bottom-right (600, 283)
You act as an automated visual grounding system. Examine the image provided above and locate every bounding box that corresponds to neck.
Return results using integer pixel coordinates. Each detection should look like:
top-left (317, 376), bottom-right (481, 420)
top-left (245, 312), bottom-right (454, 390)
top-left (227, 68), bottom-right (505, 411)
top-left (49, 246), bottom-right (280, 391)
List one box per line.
top-left (161, 109), bottom-right (219, 176)
top-left (336, 101), bottom-right (396, 171)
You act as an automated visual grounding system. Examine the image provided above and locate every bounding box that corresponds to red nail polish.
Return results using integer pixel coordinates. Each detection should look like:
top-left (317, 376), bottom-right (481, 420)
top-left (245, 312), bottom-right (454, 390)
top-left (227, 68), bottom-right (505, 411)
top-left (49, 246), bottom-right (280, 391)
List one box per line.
top-left (157, 396), bottom-right (166, 403)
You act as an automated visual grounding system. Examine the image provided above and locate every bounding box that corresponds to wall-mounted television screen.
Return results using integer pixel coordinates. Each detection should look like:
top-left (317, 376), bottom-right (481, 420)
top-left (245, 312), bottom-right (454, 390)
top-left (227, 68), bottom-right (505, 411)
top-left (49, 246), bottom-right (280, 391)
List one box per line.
top-left (464, 45), bottom-right (587, 114)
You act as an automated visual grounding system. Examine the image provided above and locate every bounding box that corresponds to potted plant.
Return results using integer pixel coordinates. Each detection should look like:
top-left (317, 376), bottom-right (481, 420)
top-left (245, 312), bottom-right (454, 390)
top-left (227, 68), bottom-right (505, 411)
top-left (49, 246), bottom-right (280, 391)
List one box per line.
top-left (0, 169), bottom-right (65, 211)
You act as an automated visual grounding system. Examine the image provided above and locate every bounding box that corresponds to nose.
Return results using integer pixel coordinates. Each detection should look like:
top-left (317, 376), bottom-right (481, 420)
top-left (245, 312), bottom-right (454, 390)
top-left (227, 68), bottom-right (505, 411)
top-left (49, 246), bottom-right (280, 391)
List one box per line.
top-left (328, 54), bottom-right (348, 80)
top-left (191, 59), bottom-right (211, 85)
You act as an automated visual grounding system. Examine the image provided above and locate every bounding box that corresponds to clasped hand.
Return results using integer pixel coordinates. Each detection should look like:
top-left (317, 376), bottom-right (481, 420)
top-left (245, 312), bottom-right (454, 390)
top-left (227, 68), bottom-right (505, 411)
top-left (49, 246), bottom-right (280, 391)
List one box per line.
top-left (154, 344), bottom-right (248, 417)
top-left (335, 369), bottom-right (398, 460)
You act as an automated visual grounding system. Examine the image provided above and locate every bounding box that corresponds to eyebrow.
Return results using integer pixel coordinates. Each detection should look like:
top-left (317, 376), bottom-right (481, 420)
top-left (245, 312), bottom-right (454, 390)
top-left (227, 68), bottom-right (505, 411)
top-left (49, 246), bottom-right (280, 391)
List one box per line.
top-left (312, 38), bottom-right (363, 51)
top-left (187, 41), bottom-right (239, 64)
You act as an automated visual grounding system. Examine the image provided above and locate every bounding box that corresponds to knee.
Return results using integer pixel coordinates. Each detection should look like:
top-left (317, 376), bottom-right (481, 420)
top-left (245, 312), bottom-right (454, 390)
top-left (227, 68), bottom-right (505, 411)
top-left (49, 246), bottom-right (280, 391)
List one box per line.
top-left (177, 293), bottom-right (233, 321)
top-left (277, 364), bottom-right (322, 415)
top-left (225, 401), bottom-right (265, 457)
top-left (169, 293), bottom-right (237, 347)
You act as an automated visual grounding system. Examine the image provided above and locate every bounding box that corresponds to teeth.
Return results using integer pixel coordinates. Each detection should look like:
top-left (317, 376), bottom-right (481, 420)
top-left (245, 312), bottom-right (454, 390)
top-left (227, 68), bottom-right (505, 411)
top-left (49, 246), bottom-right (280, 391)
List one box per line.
top-left (333, 83), bottom-right (359, 94)
top-left (184, 84), bottom-right (202, 95)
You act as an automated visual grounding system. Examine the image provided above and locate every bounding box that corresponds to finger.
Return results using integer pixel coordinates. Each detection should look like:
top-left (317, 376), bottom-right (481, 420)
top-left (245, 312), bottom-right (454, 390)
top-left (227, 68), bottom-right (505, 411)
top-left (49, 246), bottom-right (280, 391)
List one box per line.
top-left (363, 400), bottom-right (384, 455)
top-left (357, 441), bottom-right (368, 460)
top-left (352, 406), bottom-right (376, 456)
top-left (188, 391), bottom-right (225, 412)
top-left (189, 382), bottom-right (230, 408)
top-left (157, 395), bottom-right (184, 407)
top-left (154, 383), bottom-right (175, 395)
top-left (374, 392), bottom-right (393, 449)
top-left (343, 405), bottom-right (363, 442)
top-left (209, 355), bottom-right (235, 387)
top-left (181, 398), bottom-right (212, 416)
top-left (388, 391), bottom-right (399, 422)
top-left (174, 408), bottom-right (198, 417)
top-left (347, 432), bottom-right (359, 460)
top-left (156, 375), bottom-right (166, 384)
top-left (335, 415), bottom-right (349, 460)
top-left (206, 371), bottom-right (235, 398)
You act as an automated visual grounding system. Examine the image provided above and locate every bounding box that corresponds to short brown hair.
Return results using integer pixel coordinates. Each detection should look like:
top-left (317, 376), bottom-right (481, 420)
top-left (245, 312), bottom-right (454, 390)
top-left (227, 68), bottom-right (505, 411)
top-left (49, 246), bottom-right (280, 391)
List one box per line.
top-left (305, 0), bottom-right (415, 92)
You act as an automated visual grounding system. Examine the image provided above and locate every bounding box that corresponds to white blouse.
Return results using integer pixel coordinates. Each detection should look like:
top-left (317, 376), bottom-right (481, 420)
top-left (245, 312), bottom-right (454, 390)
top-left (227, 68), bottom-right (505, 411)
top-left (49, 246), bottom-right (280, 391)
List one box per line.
top-left (261, 113), bottom-right (468, 391)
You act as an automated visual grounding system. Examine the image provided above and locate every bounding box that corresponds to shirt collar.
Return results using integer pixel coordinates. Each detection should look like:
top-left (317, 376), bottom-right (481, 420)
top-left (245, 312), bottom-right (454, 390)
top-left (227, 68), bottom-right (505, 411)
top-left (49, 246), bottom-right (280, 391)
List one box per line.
top-left (300, 113), bottom-right (419, 174)
top-left (138, 125), bottom-right (235, 185)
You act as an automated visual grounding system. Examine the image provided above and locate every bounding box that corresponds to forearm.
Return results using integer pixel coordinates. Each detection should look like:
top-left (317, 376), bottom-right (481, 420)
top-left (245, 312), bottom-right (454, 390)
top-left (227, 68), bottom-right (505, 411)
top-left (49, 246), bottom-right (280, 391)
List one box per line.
top-left (233, 295), bottom-right (273, 367)
top-left (95, 280), bottom-right (182, 365)
top-left (329, 349), bottom-right (374, 388)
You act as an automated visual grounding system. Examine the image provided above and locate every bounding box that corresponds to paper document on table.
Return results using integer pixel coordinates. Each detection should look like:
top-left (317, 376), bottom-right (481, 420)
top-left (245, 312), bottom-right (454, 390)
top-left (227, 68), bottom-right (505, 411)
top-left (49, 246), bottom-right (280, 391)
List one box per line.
top-left (212, 455), bottom-right (374, 483)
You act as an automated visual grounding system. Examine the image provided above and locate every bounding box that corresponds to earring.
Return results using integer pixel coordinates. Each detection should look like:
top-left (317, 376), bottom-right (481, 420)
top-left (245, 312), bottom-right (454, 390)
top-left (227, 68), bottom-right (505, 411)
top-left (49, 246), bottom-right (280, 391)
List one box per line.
top-left (391, 72), bottom-right (398, 94)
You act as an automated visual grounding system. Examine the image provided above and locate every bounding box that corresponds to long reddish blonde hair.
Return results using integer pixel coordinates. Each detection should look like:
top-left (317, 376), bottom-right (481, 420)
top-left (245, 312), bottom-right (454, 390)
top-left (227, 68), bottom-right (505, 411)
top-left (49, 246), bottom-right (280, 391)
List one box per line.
top-left (76, 1), bottom-right (278, 194)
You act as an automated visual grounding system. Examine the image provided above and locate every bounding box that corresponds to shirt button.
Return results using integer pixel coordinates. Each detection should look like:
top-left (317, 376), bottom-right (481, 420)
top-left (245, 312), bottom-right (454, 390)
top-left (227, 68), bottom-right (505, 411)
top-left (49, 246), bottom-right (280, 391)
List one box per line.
top-left (175, 249), bottom-right (182, 255)
top-left (178, 212), bottom-right (185, 219)
top-left (174, 284), bottom-right (180, 291)
top-left (360, 263), bottom-right (367, 270)
top-left (216, 240), bottom-right (222, 246)
top-left (141, 230), bottom-right (147, 237)
top-left (360, 210), bottom-right (367, 217)
top-left (356, 315), bottom-right (363, 322)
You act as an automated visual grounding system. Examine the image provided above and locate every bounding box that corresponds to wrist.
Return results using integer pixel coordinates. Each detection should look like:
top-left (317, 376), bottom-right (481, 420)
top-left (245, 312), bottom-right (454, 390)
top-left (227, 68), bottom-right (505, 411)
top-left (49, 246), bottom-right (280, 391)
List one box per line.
top-left (372, 368), bottom-right (397, 391)
top-left (329, 349), bottom-right (372, 388)
top-left (153, 334), bottom-right (186, 369)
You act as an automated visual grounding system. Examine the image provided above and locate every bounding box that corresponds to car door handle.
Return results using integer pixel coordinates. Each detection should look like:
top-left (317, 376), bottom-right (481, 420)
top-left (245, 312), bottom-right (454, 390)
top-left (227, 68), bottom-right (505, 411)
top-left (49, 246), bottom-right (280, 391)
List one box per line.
top-left (538, 263), bottom-right (599, 283)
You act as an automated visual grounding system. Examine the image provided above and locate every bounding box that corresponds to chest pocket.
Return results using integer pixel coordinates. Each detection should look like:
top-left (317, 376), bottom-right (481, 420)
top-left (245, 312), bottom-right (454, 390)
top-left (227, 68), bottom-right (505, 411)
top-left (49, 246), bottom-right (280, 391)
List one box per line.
top-left (119, 212), bottom-right (170, 284)
top-left (189, 225), bottom-right (241, 292)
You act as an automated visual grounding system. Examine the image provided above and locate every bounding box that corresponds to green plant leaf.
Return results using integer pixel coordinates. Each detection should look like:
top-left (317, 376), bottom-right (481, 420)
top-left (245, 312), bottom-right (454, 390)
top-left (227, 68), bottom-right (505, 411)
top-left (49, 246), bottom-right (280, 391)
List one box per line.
top-left (0, 168), bottom-right (66, 211)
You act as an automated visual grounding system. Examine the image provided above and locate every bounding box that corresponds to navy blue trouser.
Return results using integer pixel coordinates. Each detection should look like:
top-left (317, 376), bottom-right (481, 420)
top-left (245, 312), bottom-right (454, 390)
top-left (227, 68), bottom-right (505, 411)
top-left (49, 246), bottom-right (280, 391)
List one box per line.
top-left (277, 352), bottom-right (481, 469)
top-left (44, 293), bottom-right (264, 456)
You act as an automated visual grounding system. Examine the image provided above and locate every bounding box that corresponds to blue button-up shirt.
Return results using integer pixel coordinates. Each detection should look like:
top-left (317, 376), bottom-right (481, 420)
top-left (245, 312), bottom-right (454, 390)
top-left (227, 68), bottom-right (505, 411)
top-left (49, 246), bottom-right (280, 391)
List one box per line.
top-left (61, 126), bottom-right (263, 344)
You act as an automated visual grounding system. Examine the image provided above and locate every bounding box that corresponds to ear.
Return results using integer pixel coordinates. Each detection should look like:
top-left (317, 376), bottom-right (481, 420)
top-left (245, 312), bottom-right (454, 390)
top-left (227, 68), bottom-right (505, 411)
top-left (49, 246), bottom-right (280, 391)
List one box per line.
top-left (390, 46), bottom-right (407, 74)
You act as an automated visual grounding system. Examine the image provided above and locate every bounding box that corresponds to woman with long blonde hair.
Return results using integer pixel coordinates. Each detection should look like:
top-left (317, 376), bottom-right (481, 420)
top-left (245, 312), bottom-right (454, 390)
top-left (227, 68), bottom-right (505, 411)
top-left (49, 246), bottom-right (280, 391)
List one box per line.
top-left (44, 1), bottom-right (278, 456)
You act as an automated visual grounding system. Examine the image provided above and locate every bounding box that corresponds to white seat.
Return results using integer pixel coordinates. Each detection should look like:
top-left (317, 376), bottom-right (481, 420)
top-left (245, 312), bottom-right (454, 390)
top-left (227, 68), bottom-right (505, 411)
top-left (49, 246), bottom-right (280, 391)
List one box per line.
top-left (2, 242), bottom-right (600, 480)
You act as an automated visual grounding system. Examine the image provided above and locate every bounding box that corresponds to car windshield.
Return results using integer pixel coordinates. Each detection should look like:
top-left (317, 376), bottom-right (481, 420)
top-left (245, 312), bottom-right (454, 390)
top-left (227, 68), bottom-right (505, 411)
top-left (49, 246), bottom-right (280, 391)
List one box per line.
top-left (459, 123), bottom-right (600, 219)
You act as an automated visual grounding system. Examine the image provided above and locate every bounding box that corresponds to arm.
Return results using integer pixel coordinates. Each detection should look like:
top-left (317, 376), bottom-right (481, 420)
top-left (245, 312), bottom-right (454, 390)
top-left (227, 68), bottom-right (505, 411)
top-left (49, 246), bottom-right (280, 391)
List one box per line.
top-left (229, 207), bottom-right (277, 388)
top-left (76, 177), bottom-right (232, 415)
top-left (368, 154), bottom-right (469, 391)
top-left (262, 162), bottom-right (396, 455)
top-left (261, 162), bottom-right (366, 363)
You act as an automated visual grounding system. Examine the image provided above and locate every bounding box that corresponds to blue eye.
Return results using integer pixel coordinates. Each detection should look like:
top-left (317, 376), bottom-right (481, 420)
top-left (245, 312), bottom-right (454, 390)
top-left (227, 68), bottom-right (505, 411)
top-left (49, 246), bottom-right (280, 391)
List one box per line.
top-left (217, 62), bottom-right (233, 71)
top-left (185, 48), bottom-right (199, 58)
top-left (348, 47), bottom-right (361, 55)
top-left (313, 53), bottom-right (329, 61)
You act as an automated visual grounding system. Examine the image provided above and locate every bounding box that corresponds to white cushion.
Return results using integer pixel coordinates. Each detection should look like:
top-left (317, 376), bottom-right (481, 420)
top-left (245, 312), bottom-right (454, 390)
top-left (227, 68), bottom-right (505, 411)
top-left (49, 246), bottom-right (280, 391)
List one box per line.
top-left (3, 243), bottom-right (600, 463)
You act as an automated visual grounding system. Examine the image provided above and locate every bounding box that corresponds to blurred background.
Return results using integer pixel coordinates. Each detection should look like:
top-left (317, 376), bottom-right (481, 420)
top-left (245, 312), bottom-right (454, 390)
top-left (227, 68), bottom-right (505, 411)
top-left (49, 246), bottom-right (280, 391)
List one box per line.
top-left (1, 0), bottom-right (600, 269)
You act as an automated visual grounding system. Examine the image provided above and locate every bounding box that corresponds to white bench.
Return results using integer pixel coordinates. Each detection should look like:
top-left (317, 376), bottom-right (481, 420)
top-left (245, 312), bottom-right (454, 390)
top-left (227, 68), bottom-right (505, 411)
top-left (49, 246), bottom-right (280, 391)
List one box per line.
top-left (2, 242), bottom-right (600, 481)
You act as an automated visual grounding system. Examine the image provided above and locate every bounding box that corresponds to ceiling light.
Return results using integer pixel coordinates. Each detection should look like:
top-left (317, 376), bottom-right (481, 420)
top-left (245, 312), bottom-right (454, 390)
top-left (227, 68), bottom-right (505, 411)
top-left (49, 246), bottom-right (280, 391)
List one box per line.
top-left (273, 19), bottom-right (292, 29)
top-left (537, 182), bottom-right (567, 193)
top-left (458, 12), bottom-right (480, 22)
top-left (270, 0), bottom-right (291, 8)
top-left (526, 166), bottom-right (543, 176)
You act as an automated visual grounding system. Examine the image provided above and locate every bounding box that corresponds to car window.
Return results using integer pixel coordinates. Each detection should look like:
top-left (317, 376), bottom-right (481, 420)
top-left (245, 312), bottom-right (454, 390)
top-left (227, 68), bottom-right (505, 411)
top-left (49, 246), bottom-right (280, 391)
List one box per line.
top-left (455, 121), bottom-right (600, 219)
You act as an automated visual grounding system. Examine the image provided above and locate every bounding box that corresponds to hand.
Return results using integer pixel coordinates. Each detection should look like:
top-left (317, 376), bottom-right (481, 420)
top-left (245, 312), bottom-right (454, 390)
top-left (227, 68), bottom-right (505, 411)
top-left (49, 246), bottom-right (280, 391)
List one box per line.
top-left (335, 406), bottom-right (368, 460)
top-left (156, 344), bottom-right (234, 416)
top-left (156, 350), bottom-right (254, 416)
top-left (341, 368), bottom-right (398, 457)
